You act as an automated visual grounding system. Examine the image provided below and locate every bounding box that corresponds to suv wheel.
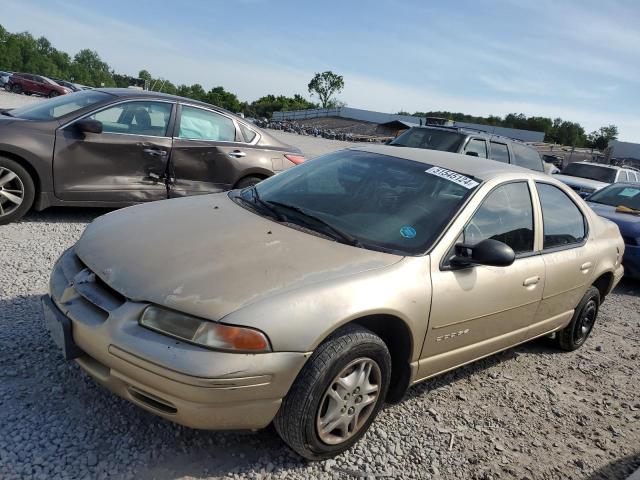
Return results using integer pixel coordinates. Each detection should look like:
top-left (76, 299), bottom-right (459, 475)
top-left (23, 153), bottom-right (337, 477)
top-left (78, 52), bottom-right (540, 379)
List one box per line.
top-left (235, 176), bottom-right (264, 189)
top-left (11, 83), bottom-right (22, 94)
top-left (274, 325), bottom-right (391, 460)
top-left (0, 157), bottom-right (35, 225)
top-left (557, 286), bottom-right (600, 351)
top-left (49, 91), bottom-right (59, 98)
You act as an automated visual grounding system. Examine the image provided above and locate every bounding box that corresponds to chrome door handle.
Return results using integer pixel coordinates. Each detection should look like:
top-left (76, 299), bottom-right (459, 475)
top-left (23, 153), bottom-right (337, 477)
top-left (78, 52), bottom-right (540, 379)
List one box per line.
top-left (228, 150), bottom-right (246, 158)
top-left (143, 148), bottom-right (168, 157)
top-left (580, 262), bottom-right (592, 272)
top-left (523, 276), bottom-right (540, 287)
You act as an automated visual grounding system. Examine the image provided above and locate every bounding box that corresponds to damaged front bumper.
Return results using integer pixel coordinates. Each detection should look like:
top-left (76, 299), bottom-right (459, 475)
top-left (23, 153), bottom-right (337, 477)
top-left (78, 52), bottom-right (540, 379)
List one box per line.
top-left (44, 248), bottom-right (309, 430)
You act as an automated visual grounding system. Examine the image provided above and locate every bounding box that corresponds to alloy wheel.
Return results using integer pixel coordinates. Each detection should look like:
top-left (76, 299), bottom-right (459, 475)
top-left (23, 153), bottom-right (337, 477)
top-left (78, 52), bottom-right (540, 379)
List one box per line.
top-left (0, 166), bottom-right (25, 217)
top-left (574, 299), bottom-right (597, 344)
top-left (316, 357), bottom-right (381, 445)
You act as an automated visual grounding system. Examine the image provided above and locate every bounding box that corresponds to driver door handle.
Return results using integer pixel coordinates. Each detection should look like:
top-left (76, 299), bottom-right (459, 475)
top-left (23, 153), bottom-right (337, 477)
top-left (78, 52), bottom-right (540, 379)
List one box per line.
top-left (143, 148), bottom-right (168, 157)
top-left (228, 150), bottom-right (246, 158)
top-left (523, 276), bottom-right (540, 287)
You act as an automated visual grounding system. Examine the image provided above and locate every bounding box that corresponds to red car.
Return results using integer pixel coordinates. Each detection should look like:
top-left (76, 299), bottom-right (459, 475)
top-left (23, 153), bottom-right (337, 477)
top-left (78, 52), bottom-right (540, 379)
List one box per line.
top-left (7, 73), bottom-right (71, 98)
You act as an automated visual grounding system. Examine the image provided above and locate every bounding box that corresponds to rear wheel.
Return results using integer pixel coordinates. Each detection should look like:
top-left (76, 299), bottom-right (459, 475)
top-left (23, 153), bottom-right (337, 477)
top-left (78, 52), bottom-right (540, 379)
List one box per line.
top-left (557, 286), bottom-right (600, 351)
top-left (0, 157), bottom-right (35, 225)
top-left (274, 325), bottom-right (391, 460)
top-left (235, 176), bottom-right (264, 189)
top-left (11, 83), bottom-right (22, 94)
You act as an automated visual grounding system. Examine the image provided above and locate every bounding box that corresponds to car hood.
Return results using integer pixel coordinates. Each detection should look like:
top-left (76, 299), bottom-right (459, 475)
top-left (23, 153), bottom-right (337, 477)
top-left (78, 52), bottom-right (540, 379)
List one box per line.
top-left (75, 193), bottom-right (402, 321)
top-left (553, 174), bottom-right (609, 190)
top-left (586, 202), bottom-right (640, 236)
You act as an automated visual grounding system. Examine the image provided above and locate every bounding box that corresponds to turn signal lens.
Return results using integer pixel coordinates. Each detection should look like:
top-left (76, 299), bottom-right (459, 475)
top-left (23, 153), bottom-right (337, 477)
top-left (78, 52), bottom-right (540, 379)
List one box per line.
top-left (284, 154), bottom-right (305, 165)
top-left (140, 306), bottom-right (270, 352)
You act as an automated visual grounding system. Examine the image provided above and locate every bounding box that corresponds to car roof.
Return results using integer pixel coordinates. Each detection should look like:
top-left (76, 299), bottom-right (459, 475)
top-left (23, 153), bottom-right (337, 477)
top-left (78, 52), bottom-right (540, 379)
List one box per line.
top-left (570, 161), bottom-right (625, 170)
top-left (350, 144), bottom-right (547, 182)
top-left (95, 88), bottom-right (233, 113)
top-left (402, 125), bottom-right (534, 148)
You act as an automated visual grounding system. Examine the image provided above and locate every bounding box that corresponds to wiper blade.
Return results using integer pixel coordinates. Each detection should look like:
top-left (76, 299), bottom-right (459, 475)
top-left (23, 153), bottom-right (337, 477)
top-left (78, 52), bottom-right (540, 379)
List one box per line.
top-left (0, 109), bottom-right (13, 117)
top-left (266, 201), bottom-right (360, 246)
top-left (246, 186), bottom-right (285, 221)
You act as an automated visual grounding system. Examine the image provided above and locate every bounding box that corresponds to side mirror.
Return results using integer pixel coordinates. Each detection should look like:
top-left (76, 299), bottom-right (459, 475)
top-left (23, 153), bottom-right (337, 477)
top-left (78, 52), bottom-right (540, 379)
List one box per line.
top-left (465, 151), bottom-right (479, 157)
top-left (450, 238), bottom-right (515, 269)
top-left (75, 118), bottom-right (102, 134)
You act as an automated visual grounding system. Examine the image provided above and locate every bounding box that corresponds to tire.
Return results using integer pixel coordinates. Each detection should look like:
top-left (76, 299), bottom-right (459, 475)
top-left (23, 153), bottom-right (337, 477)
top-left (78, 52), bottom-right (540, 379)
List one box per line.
top-left (235, 176), bottom-right (264, 189)
top-left (49, 91), bottom-right (59, 98)
top-left (557, 286), bottom-right (600, 351)
top-left (274, 325), bottom-right (391, 460)
top-left (0, 157), bottom-right (35, 225)
top-left (11, 83), bottom-right (22, 94)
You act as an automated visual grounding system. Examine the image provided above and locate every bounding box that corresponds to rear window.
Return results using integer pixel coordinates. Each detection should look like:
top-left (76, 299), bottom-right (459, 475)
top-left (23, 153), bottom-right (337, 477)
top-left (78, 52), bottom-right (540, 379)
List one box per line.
top-left (390, 128), bottom-right (465, 153)
top-left (512, 143), bottom-right (543, 171)
top-left (562, 163), bottom-right (617, 183)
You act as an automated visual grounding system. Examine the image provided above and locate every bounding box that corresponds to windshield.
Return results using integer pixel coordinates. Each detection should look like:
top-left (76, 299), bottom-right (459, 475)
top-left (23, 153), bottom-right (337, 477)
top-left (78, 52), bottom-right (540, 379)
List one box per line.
top-left (562, 163), bottom-right (617, 183)
top-left (9, 90), bottom-right (112, 121)
top-left (389, 128), bottom-right (465, 153)
top-left (589, 185), bottom-right (640, 210)
top-left (235, 150), bottom-right (480, 255)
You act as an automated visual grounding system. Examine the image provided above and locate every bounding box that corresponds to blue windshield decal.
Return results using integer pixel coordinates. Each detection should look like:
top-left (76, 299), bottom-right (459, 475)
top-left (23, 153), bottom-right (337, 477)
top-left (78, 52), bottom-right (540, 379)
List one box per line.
top-left (400, 226), bottom-right (417, 238)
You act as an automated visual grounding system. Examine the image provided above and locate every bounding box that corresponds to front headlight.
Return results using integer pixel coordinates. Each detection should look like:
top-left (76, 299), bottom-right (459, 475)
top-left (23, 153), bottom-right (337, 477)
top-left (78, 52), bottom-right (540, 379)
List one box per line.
top-left (140, 306), bottom-right (271, 352)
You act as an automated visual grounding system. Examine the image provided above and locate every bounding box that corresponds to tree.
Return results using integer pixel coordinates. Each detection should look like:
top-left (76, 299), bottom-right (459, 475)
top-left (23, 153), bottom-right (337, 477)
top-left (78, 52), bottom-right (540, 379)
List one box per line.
top-left (587, 125), bottom-right (619, 150)
top-left (307, 71), bottom-right (344, 108)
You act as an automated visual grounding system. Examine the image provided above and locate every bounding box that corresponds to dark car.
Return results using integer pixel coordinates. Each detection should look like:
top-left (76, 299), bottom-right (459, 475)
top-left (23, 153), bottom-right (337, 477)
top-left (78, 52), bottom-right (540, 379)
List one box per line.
top-left (586, 183), bottom-right (640, 279)
top-left (7, 73), bottom-right (72, 97)
top-left (0, 89), bottom-right (304, 224)
top-left (389, 126), bottom-right (545, 172)
top-left (51, 78), bottom-right (83, 92)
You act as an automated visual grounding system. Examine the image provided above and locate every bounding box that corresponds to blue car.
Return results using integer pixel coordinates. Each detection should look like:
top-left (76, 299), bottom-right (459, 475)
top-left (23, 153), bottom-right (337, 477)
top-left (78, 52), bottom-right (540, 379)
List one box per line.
top-left (587, 183), bottom-right (640, 279)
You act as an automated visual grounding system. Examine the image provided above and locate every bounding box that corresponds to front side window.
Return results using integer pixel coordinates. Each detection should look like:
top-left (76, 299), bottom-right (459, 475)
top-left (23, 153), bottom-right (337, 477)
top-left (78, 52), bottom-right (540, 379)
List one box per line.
top-left (8, 90), bottom-right (112, 121)
top-left (390, 128), bottom-right (465, 152)
top-left (463, 182), bottom-right (534, 254)
top-left (464, 138), bottom-right (488, 158)
top-left (238, 150), bottom-right (481, 255)
top-left (489, 142), bottom-right (510, 163)
top-left (536, 183), bottom-right (586, 249)
top-left (512, 143), bottom-right (544, 171)
top-left (88, 101), bottom-right (172, 137)
top-left (178, 106), bottom-right (236, 141)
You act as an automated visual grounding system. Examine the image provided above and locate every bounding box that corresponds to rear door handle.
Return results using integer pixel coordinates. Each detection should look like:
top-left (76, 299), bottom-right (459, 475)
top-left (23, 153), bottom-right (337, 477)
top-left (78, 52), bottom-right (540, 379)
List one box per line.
top-left (143, 148), bottom-right (168, 157)
top-left (228, 150), bottom-right (246, 158)
top-left (523, 276), bottom-right (540, 287)
top-left (580, 262), bottom-right (592, 272)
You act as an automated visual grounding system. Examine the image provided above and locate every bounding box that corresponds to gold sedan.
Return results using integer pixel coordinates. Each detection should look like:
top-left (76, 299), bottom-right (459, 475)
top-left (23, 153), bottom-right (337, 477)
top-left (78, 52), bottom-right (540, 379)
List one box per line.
top-left (43, 145), bottom-right (624, 459)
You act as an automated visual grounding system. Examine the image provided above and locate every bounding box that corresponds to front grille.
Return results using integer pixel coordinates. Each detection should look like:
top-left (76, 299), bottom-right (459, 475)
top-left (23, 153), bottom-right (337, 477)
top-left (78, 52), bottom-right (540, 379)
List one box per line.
top-left (52, 249), bottom-right (126, 324)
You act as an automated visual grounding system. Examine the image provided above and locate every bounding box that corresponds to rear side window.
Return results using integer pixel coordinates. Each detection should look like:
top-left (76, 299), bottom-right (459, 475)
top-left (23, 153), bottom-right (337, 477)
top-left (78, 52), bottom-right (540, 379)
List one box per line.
top-left (618, 171), bottom-right (629, 182)
top-left (390, 128), bottom-right (465, 152)
top-left (178, 106), bottom-right (236, 141)
top-left (464, 138), bottom-right (488, 158)
top-left (512, 143), bottom-right (544, 171)
top-left (239, 123), bottom-right (257, 143)
top-left (536, 183), bottom-right (586, 249)
top-left (489, 142), bottom-right (510, 163)
top-left (463, 182), bottom-right (534, 254)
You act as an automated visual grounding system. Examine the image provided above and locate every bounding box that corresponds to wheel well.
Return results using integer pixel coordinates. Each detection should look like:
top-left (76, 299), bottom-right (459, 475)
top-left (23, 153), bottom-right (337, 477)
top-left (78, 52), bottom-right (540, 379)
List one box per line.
top-left (0, 150), bottom-right (40, 197)
top-left (350, 314), bottom-right (413, 403)
top-left (233, 173), bottom-right (269, 189)
top-left (592, 272), bottom-right (614, 301)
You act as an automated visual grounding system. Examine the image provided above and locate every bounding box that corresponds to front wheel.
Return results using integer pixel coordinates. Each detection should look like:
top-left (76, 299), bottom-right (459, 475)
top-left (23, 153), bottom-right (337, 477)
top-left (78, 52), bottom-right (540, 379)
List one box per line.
top-left (0, 157), bottom-right (35, 225)
top-left (49, 91), bottom-right (59, 98)
top-left (557, 286), bottom-right (600, 351)
top-left (274, 325), bottom-right (391, 460)
top-left (11, 83), bottom-right (22, 94)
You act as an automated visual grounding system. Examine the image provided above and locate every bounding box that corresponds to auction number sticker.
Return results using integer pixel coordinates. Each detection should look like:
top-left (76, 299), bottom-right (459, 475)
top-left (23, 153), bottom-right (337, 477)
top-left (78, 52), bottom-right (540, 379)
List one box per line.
top-left (619, 188), bottom-right (640, 198)
top-left (425, 166), bottom-right (479, 189)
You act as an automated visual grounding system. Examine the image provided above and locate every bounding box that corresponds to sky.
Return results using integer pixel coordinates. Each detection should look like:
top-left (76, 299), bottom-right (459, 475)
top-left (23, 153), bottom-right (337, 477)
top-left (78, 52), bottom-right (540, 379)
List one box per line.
top-left (3, 0), bottom-right (640, 141)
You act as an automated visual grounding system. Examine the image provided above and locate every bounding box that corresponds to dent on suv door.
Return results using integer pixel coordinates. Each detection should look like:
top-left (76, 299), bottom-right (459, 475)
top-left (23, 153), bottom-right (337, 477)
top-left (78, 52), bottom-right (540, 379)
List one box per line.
top-left (53, 100), bottom-right (175, 202)
top-left (419, 181), bottom-right (545, 379)
top-left (170, 105), bottom-right (254, 196)
top-left (528, 182), bottom-right (595, 336)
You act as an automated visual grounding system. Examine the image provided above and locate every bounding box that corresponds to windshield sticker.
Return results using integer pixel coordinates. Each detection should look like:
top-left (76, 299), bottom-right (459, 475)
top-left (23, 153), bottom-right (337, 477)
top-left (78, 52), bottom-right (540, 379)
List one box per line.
top-left (400, 226), bottom-right (417, 238)
top-left (425, 166), bottom-right (479, 189)
top-left (618, 188), bottom-right (640, 198)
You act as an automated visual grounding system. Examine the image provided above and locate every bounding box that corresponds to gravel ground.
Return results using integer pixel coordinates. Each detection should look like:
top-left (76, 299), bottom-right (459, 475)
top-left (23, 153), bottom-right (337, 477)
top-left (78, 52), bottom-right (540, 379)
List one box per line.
top-left (0, 90), bottom-right (43, 109)
top-left (1, 92), bottom-right (639, 479)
